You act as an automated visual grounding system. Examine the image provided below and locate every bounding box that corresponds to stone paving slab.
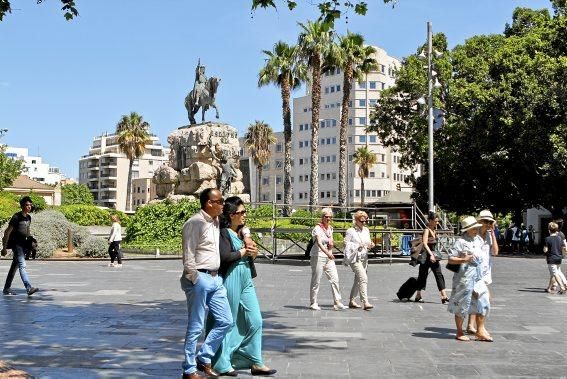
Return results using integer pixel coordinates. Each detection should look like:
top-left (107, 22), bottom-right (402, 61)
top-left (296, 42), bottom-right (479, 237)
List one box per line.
top-left (1, 256), bottom-right (567, 378)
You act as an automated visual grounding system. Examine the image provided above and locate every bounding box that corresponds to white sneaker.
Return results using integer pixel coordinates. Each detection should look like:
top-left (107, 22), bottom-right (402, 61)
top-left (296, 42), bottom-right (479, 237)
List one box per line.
top-left (334, 302), bottom-right (347, 310)
top-left (108, 263), bottom-right (115, 267)
top-left (115, 264), bottom-right (123, 268)
top-left (309, 303), bottom-right (321, 311)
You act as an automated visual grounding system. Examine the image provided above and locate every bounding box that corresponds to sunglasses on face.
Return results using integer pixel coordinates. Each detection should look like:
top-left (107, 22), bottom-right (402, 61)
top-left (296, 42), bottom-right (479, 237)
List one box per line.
top-left (209, 199), bottom-right (224, 205)
top-left (232, 210), bottom-right (246, 216)
top-left (360, 219), bottom-right (368, 224)
top-left (323, 216), bottom-right (332, 219)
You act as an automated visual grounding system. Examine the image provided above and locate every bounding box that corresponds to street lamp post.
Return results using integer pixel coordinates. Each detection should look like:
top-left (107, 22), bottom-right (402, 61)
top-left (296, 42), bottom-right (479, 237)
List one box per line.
top-left (426, 21), bottom-right (435, 213)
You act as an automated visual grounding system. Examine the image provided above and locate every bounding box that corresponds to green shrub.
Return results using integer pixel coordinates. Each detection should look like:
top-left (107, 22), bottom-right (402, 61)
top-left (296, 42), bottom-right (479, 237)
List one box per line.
top-left (290, 209), bottom-right (321, 227)
top-left (77, 235), bottom-right (108, 257)
top-left (0, 191), bottom-right (19, 224)
top-left (59, 204), bottom-right (128, 226)
top-left (124, 198), bottom-right (200, 250)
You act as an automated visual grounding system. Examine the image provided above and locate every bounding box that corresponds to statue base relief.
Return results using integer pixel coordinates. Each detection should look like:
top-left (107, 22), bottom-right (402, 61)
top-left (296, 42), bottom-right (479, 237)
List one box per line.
top-left (153, 121), bottom-right (249, 201)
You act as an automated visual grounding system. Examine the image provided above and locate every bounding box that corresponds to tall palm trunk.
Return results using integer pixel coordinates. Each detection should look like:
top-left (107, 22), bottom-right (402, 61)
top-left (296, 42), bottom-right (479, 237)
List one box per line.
top-left (257, 166), bottom-right (263, 203)
top-left (338, 62), bottom-right (354, 209)
top-left (309, 54), bottom-right (322, 208)
top-left (126, 159), bottom-right (134, 211)
top-left (360, 177), bottom-right (365, 207)
top-left (281, 77), bottom-right (292, 216)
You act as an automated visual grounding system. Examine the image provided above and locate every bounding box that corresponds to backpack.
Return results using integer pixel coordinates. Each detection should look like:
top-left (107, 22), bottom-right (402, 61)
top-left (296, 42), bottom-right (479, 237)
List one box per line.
top-left (305, 237), bottom-right (314, 258)
top-left (515, 227), bottom-right (522, 238)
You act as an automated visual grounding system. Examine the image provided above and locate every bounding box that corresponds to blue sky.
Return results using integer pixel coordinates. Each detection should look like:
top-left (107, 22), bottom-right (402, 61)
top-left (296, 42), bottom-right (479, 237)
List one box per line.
top-left (0, 0), bottom-right (552, 179)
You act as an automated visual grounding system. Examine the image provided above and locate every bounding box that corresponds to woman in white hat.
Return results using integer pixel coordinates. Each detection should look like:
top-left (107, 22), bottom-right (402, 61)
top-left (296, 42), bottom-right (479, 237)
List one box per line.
top-left (466, 210), bottom-right (499, 334)
top-left (447, 216), bottom-right (492, 342)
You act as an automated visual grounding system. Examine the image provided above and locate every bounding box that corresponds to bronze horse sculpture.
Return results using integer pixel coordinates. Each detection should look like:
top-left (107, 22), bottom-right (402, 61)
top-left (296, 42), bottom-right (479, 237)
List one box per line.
top-left (184, 76), bottom-right (220, 125)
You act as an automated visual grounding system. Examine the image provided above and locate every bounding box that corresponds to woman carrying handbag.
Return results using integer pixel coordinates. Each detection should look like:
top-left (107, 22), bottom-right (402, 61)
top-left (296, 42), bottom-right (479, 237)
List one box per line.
top-left (414, 212), bottom-right (449, 304)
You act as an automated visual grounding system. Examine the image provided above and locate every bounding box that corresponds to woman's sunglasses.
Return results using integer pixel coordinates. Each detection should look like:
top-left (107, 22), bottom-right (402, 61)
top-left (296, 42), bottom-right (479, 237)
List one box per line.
top-left (232, 210), bottom-right (247, 216)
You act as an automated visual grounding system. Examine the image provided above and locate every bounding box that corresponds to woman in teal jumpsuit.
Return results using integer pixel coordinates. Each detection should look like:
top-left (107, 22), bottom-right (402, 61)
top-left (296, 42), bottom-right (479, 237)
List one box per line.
top-left (212, 196), bottom-right (276, 376)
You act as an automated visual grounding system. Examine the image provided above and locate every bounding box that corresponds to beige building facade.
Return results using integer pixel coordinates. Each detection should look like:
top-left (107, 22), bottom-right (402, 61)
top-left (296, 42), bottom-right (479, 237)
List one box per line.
top-left (78, 133), bottom-right (168, 211)
top-left (240, 45), bottom-right (420, 206)
top-left (131, 177), bottom-right (157, 209)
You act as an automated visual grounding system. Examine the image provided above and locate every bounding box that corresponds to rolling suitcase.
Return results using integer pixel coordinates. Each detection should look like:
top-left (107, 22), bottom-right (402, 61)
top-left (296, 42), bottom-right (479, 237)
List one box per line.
top-left (396, 277), bottom-right (418, 301)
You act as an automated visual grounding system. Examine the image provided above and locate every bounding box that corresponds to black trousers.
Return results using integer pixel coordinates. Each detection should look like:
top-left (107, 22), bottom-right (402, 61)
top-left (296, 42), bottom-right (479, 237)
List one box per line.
top-left (417, 255), bottom-right (445, 291)
top-left (108, 241), bottom-right (122, 264)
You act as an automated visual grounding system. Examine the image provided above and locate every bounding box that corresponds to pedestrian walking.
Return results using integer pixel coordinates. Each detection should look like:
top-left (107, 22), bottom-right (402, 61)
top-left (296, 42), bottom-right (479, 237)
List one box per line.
top-left (466, 210), bottom-right (499, 334)
top-left (107, 214), bottom-right (123, 267)
top-left (180, 188), bottom-right (233, 379)
top-left (448, 216), bottom-right (492, 342)
top-left (414, 212), bottom-right (449, 304)
top-left (1, 196), bottom-right (39, 296)
top-left (210, 196), bottom-right (276, 377)
top-left (543, 222), bottom-right (567, 294)
top-left (343, 210), bottom-right (374, 310)
top-left (308, 208), bottom-right (346, 311)
top-left (511, 223), bottom-right (521, 253)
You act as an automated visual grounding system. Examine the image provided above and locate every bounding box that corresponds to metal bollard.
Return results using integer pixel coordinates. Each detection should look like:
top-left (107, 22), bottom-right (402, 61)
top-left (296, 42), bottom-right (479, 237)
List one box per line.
top-left (155, 248), bottom-right (160, 257)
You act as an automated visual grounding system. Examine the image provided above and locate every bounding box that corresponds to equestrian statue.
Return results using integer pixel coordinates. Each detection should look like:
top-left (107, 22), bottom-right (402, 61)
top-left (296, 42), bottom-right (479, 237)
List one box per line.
top-left (184, 60), bottom-right (221, 125)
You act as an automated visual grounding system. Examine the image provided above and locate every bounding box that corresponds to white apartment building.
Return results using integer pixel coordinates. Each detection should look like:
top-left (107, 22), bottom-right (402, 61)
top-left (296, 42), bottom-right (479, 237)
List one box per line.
top-left (240, 45), bottom-right (420, 206)
top-left (78, 133), bottom-right (168, 211)
top-left (4, 147), bottom-right (66, 185)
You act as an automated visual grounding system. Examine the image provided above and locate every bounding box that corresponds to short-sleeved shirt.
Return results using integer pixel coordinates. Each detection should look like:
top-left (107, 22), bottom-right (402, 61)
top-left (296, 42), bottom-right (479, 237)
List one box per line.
top-left (478, 231), bottom-right (493, 284)
top-left (311, 224), bottom-right (333, 257)
top-left (7, 212), bottom-right (31, 248)
top-left (545, 234), bottom-right (564, 265)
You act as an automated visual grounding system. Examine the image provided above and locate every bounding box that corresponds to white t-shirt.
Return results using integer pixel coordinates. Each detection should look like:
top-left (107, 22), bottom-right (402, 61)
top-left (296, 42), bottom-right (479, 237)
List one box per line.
top-left (478, 231), bottom-right (493, 285)
top-left (311, 224), bottom-right (333, 257)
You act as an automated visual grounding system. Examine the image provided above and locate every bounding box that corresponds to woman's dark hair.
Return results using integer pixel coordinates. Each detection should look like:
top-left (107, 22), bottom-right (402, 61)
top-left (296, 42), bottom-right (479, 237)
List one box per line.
top-left (220, 196), bottom-right (244, 228)
top-left (427, 212), bottom-right (439, 222)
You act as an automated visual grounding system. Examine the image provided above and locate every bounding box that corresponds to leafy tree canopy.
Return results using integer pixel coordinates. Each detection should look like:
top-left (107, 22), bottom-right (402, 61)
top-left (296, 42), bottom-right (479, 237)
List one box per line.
top-left (370, 2), bottom-right (567, 217)
top-left (0, 143), bottom-right (23, 191)
top-left (61, 183), bottom-right (94, 205)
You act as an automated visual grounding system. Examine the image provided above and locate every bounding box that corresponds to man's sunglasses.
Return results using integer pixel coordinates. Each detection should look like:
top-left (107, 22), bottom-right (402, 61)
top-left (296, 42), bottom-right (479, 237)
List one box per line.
top-left (209, 199), bottom-right (224, 205)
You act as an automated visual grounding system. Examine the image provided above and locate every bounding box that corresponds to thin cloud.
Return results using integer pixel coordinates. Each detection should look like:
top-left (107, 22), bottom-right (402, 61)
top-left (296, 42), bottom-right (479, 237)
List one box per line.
top-left (0, 82), bottom-right (9, 87)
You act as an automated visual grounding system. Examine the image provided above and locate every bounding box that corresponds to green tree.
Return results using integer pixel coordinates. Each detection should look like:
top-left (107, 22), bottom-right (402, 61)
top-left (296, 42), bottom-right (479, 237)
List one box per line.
top-left (0, 133), bottom-right (23, 191)
top-left (0, 0), bottom-right (78, 21)
top-left (370, 4), bottom-right (567, 217)
top-left (116, 112), bottom-right (151, 212)
top-left (298, 20), bottom-right (334, 207)
top-left (259, 41), bottom-right (308, 215)
top-left (244, 121), bottom-right (276, 202)
top-left (328, 32), bottom-right (378, 208)
top-left (61, 183), bottom-right (94, 205)
top-left (352, 146), bottom-right (376, 207)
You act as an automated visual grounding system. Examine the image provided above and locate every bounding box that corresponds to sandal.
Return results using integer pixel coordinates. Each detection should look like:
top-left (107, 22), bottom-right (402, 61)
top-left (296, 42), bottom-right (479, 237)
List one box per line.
top-left (414, 296), bottom-right (424, 303)
top-left (475, 334), bottom-right (493, 342)
top-left (466, 327), bottom-right (477, 335)
top-left (456, 335), bottom-right (470, 341)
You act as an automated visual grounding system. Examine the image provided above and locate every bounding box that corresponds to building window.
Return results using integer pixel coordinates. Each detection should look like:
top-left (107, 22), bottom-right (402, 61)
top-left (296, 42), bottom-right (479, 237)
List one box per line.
top-left (369, 99), bottom-right (378, 105)
top-left (369, 81), bottom-right (377, 89)
top-left (299, 193), bottom-right (303, 199)
top-left (262, 177), bottom-right (269, 185)
top-left (275, 160), bottom-right (283, 168)
top-left (330, 86), bottom-right (335, 93)
top-left (276, 193), bottom-right (282, 201)
top-left (321, 139), bottom-right (325, 145)
top-left (382, 82), bottom-right (386, 90)
top-left (320, 192), bottom-right (325, 198)
top-left (299, 176), bottom-right (303, 182)
top-left (299, 141), bottom-right (304, 148)
top-left (381, 64), bottom-right (386, 73)
top-left (348, 118), bottom-right (353, 126)
top-left (276, 143), bottom-right (283, 152)
top-left (276, 176), bottom-right (282, 184)
top-left (336, 85), bottom-right (341, 92)
top-left (358, 99), bottom-right (366, 107)
top-left (358, 81), bottom-right (366, 89)
top-left (359, 135), bottom-right (366, 143)
top-left (369, 135), bottom-right (377, 143)
top-left (358, 117), bottom-right (367, 125)
top-left (371, 190), bottom-right (377, 197)
top-left (369, 172), bottom-right (375, 178)
top-left (348, 136), bottom-right (353, 143)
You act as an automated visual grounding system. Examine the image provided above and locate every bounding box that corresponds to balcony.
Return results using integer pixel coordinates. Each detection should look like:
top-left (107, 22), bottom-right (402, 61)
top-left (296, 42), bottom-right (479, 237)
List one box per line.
top-left (100, 170), bottom-right (117, 179)
top-left (101, 159), bottom-right (117, 167)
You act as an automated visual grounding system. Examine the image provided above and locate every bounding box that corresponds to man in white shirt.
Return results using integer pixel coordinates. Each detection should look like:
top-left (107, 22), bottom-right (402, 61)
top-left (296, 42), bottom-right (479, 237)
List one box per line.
top-left (181, 188), bottom-right (232, 379)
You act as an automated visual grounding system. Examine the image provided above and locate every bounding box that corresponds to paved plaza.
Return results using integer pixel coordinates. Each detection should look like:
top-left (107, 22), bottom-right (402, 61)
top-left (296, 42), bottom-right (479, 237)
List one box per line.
top-left (1, 256), bottom-right (567, 378)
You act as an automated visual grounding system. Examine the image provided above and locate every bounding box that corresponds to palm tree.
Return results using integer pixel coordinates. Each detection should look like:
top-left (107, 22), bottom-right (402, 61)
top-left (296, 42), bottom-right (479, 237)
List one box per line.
top-left (244, 120), bottom-right (276, 202)
top-left (259, 41), bottom-right (308, 215)
top-left (331, 32), bottom-right (378, 209)
top-left (353, 146), bottom-right (377, 207)
top-left (298, 20), bottom-right (334, 208)
top-left (116, 112), bottom-right (151, 211)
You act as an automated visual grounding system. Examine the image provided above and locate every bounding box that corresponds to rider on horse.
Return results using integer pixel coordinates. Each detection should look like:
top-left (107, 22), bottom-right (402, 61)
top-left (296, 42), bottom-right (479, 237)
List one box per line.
top-left (192, 60), bottom-right (209, 106)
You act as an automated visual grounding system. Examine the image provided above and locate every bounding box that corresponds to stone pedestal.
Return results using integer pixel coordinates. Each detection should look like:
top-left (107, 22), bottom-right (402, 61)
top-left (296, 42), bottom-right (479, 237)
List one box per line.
top-left (153, 122), bottom-right (246, 198)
